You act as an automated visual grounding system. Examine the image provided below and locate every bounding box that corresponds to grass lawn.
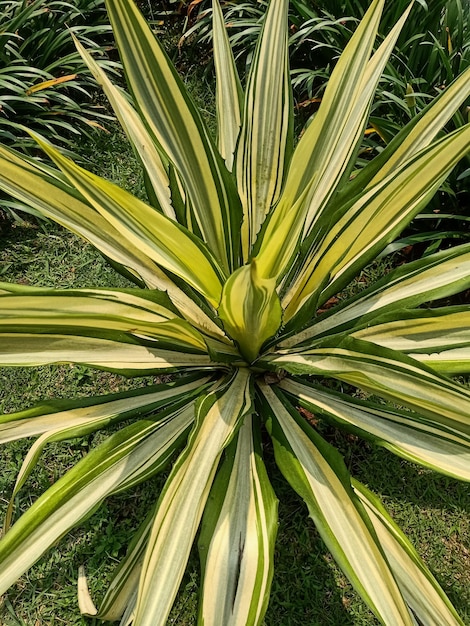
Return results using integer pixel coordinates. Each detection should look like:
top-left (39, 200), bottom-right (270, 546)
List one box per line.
top-left (0, 126), bottom-right (469, 625)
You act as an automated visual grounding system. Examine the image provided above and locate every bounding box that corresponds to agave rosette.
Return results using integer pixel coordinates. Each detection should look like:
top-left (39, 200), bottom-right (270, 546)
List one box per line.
top-left (0, 0), bottom-right (469, 624)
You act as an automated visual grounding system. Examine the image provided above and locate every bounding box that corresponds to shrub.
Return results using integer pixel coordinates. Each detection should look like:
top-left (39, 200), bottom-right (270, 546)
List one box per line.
top-left (0, 0), bottom-right (469, 624)
top-left (0, 0), bottom-right (118, 150)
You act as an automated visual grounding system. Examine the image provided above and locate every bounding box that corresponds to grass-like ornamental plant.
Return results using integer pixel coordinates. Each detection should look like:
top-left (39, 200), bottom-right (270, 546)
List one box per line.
top-left (0, 0), bottom-right (469, 623)
top-left (0, 0), bottom-right (116, 149)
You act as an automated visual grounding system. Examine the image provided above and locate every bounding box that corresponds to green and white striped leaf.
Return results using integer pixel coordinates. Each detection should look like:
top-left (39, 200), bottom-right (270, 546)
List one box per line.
top-left (198, 415), bottom-right (277, 626)
top-left (31, 135), bottom-right (225, 307)
top-left (1, 378), bottom-right (210, 531)
top-left (255, 0), bottom-right (408, 279)
top-left (280, 377), bottom-right (470, 481)
top-left (0, 373), bottom-right (208, 443)
top-left (283, 125), bottom-right (470, 321)
top-left (105, 0), bottom-right (242, 272)
top-left (0, 405), bottom-right (195, 594)
top-left (353, 481), bottom-right (465, 626)
top-left (369, 66), bottom-right (470, 188)
top-left (0, 145), bottom-right (159, 288)
top-left (212, 0), bottom-right (243, 171)
top-left (263, 337), bottom-right (470, 434)
top-left (218, 260), bottom-right (282, 363)
top-left (0, 374), bottom-right (209, 436)
top-left (0, 289), bottom-right (207, 352)
top-left (259, 383), bottom-right (413, 626)
top-left (134, 369), bottom-right (252, 626)
top-left (73, 36), bottom-right (175, 220)
top-left (281, 243), bottom-right (470, 347)
top-left (0, 334), bottom-right (215, 372)
top-left (353, 307), bottom-right (470, 374)
top-left (235, 0), bottom-right (292, 259)
top-left (0, 145), bottom-right (225, 338)
top-left (332, 65), bottom-right (470, 209)
top-left (300, 2), bottom-right (412, 235)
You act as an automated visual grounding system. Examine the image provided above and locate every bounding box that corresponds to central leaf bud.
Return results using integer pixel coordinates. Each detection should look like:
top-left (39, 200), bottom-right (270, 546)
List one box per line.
top-left (218, 259), bottom-right (282, 363)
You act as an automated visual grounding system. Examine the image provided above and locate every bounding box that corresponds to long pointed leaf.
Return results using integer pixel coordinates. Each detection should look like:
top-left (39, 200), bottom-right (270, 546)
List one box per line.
top-left (281, 243), bottom-right (470, 347)
top-left (198, 415), bottom-right (278, 626)
top-left (0, 333), bottom-right (215, 372)
top-left (280, 377), bottom-right (470, 481)
top-left (134, 369), bottom-right (253, 626)
top-left (255, 0), bottom-right (394, 279)
top-left (0, 290), bottom-right (207, 352)
top-left (2, 379), bottom-right (211, 531)
top-left (283, 125), bottom-right (470, 321)
top-left (354, 481), bottom-right (465, 626)
top-left (212, 0), bottom-right (243, 171)
top-left (330, 67), bottom-right (470, 216)
top-left (235, 0), bottom-right (292, 260)
top-left (73, 36), bottom-right (175, 220)
top-left (353, 307), bottom-right (470, 374)
top-left (32, 134), bottom-right (225, 307)
top-left (0, 145), bottom-right (225, 338)
top-left (0, 406), bottom-right (195, 594)
top-left (0, 373), bottom-right (208, 443)
top-left (259, 383), bottom-right (413, 625)
top-left (262, 337), bottom-right (470, 435)
top-left (106, 0), bottom-right (242, 272)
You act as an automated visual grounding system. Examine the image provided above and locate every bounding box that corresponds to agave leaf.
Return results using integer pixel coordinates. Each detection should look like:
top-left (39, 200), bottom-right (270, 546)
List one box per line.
top-left (283, 125), bottom-right (470, 321)
top-left (0, 144), bottom-right (159, 288)
top-left (2, 379), bottom-right (211, 532)
top-left (331, 65), bottom-right (470, 212)
top-left (281, 243), bottom-right (470, 347)
top-left (0, 145), bottom-right (225, 338)
top-left (280, 377), bottom-right (470, 481)
top-left (255, 0), bottom-right (407, 279)
top-left (235, 0), bottom-right (292, 260)
top-left (105, 0), bottom-right (242, 273)
top-left (259, 383), bottom-right (414, 625)
top-left (0, 406), bottom-right (195, 595)
top-left (369, 66), bottom-right (470, 189)
top-left (353, 481), bottom-right (465, 626)
top-left (301, 2), bottom-right (413, 236)
top-left (263, 337), bottom-right (470, 435)
top-left (0, 373), bottom-right (209, 444)
top-left (135, 369), bottom-right (252, 626)
top-left (0, 334), bottom-right (215, 372)
top-left (218, 260), bottom-right (282, 363)
top-left (352, 307), bottom-right (470, 374)
top-left (212, 0), bottom-right (243, 171)
top-left (73, 35), bottom-right (175, 220)
top-left (31, 134), bottom-right (226, 307)
top-left (198, 415), bottom-right (277, 626)
top-left (0, 289), bottom-right (207, 352)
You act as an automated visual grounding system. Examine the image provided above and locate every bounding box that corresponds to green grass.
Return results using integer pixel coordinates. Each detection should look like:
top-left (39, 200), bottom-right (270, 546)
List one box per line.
top-left (0, 63), bottom-right (469, 626)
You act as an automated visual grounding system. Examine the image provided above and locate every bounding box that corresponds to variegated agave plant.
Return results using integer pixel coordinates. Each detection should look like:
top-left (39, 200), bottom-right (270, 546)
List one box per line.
top-left (0, 0), bottom-right (469, 624)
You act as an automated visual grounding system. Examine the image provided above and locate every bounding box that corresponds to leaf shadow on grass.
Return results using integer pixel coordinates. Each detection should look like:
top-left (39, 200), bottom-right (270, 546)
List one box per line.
top-left (347, 439), bottom-right (470, 624)
top-left (262, 447), bottom-right (366, 626)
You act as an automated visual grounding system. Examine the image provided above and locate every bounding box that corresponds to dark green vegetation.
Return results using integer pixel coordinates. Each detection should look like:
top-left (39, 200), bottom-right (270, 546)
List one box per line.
top-left (0, 0), bottom-right (118, 150)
